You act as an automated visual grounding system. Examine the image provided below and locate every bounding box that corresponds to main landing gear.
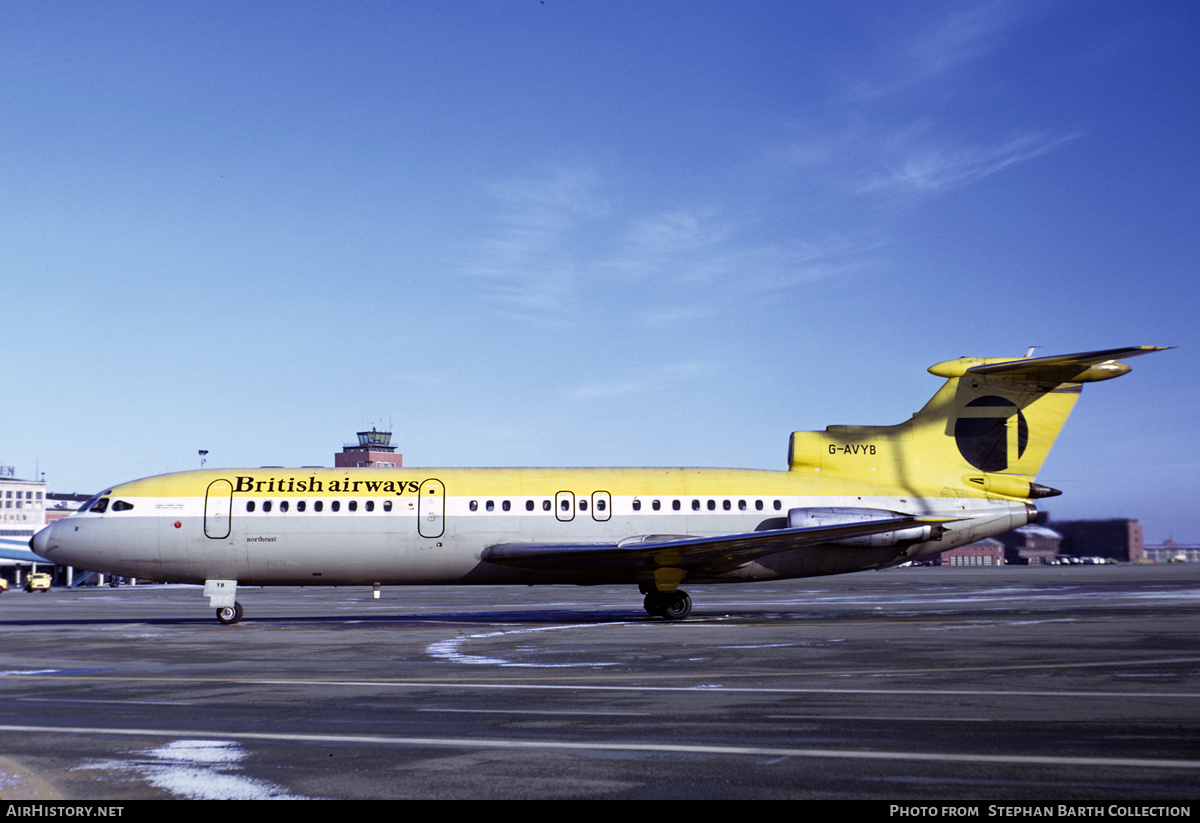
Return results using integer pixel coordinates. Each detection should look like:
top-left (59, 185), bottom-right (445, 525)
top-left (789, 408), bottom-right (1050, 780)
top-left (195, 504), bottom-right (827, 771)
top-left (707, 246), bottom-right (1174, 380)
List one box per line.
top-left (642, 589), bottom-right (692, 620)
top-left (216, 601), bottom-right (244, 625)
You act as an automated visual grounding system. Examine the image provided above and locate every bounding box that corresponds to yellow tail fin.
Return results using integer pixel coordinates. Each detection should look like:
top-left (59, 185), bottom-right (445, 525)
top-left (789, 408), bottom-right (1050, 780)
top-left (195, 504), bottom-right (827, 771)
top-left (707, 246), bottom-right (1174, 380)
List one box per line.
top-left (787, 347), bottom-right (1169, 501)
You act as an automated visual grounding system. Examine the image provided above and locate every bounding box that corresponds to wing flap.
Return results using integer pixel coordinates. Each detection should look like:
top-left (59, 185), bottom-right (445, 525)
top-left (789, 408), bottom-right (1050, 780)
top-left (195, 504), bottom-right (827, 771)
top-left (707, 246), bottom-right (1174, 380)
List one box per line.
top-left (482, 516), bottom-right (951, 575)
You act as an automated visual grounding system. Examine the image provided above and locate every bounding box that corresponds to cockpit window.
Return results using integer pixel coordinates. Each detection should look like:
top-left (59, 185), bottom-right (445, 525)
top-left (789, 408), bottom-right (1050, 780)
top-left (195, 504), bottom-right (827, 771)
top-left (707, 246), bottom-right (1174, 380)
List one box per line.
top-left (111, 500), bottom-right (134, 512)
top-left (78, 494), bottom-right (102, 514)
top-left (90, 497), bottom-right (110, 514)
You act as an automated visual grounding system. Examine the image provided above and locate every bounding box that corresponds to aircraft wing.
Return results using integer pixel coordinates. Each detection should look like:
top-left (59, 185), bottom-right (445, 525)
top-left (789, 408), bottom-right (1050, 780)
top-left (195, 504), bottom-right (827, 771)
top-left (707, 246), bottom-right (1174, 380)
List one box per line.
top-left (482, 516), bottom-right (950, 577)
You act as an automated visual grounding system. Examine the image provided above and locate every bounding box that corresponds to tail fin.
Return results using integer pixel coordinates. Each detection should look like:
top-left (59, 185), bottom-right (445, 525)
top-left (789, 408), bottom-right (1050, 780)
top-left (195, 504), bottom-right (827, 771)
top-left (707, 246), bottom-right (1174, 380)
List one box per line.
top-left (788, 347), bottom-right (1169, 501)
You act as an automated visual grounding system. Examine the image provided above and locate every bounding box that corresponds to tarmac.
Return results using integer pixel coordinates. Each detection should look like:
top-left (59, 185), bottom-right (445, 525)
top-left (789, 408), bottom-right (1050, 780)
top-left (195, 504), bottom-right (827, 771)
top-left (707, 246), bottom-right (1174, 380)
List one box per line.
top-left (1, 563), bottom-right (1199, 800)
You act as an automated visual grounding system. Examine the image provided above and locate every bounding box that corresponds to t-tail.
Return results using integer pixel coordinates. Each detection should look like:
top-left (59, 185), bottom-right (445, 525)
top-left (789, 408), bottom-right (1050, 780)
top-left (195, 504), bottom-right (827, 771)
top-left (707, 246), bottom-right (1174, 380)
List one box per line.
top-left (787, 346), bottom-right (1170, 501)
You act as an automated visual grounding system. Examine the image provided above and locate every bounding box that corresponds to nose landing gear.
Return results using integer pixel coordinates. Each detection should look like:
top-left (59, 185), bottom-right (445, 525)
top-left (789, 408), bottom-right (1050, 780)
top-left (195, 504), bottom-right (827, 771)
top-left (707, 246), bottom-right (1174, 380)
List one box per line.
top-left (216, 601), bottom-right (244, 625)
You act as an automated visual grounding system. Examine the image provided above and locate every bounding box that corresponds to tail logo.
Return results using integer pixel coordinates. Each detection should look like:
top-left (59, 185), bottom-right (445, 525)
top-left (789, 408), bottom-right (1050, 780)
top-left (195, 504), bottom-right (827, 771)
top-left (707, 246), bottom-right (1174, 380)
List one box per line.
top-left (954, 396), bottom-right (1028, 472)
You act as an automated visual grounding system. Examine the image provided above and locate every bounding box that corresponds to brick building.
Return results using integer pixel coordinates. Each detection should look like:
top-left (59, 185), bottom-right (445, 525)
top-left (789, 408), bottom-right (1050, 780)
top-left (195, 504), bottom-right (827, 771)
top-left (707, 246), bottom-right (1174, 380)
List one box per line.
top-left (1053, 519), bottom-right (1144, 563)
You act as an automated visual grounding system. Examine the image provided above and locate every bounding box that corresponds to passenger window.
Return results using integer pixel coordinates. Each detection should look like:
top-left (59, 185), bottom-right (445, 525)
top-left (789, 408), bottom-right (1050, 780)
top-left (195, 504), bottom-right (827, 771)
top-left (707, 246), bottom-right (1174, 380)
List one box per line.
top-left (263, 501), bottom-right (272, 513)
top-left (722, 500), bottom-right (731, 511)
top-left (470, 500), bottom-right (478, 511)
top-left (692, 500), bottom-right (700, 511)
top-left (579, 499), bottom-right (588, 511)
top-left (596, 499), bottom-right (605, 511)
top-left (502, 500), bottom-right (511, 512)
top-left (331, 500), bottom-right (340, 512)
top-left (297, 501), bottom-right (306, 512)
top-left (486, 500), bottom-right (494, 512)
top-left (314, 500), bottom-right (323, 512)
top-left (526, 500), bottom-right (534, 512)
top-left (774, 500), bottom-right (782, 510)
top-left (383, 500), bottom-right (392, 512)
top-left (652, 500), bottom-right (661, 511)
top-left (280, 501), bottom-right (289, 513)
top-left (755, 500), bottom-right (763, 511)
top-left (672, 500), bottom-right (681, 511)
top-left (543, 500), bottom-right (552, 511)
top-left (632, 499), bottom-right (641, 511)
top-left (348, 501), bottom-right (358, 512)
top-left (707, 500), bottom-right (716, 511)
top-left (246, 501), bottom-right (256, 513)
top-left (366, 501), bottom-right (375, 512)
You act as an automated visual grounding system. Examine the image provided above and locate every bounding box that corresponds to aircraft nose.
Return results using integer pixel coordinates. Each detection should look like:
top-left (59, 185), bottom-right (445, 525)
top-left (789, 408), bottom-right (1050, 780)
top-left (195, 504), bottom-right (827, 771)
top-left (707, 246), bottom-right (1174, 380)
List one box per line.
top-left (30, 521), bottom-right (57, 559)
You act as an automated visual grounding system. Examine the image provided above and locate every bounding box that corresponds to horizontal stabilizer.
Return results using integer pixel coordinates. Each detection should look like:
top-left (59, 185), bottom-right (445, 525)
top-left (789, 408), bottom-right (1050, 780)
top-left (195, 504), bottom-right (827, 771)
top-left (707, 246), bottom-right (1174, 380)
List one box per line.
top-left (928, 346), bottom-right (1171, 382)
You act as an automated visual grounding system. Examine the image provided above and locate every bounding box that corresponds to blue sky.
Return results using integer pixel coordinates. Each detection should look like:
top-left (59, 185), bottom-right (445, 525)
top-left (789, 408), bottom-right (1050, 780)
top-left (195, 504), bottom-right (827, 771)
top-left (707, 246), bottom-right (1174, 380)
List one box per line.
top-left (4, 1), bottom-right (1196, 542)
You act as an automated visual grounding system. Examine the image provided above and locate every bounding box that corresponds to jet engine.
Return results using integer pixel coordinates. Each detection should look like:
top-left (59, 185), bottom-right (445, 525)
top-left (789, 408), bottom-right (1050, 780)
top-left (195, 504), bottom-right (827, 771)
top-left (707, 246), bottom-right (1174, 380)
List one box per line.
top-left (787, 507), bottom-right (938, 547)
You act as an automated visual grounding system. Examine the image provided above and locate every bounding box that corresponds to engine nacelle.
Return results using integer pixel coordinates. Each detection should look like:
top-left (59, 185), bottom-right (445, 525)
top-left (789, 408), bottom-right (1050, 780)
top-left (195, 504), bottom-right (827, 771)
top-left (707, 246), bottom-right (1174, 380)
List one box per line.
top-left (787, 507), bottom-right (935, 548)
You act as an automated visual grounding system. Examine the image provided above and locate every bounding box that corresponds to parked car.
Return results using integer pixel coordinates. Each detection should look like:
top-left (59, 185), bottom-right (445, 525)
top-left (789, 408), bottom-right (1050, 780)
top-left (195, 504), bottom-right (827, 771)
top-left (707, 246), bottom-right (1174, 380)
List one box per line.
top-left (25, 573), bottom-right (51, 592)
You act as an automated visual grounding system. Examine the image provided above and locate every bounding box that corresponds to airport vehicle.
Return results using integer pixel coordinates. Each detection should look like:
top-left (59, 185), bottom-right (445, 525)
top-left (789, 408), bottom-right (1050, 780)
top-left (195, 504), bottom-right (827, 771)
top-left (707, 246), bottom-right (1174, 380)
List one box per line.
top-left (30, 347), bottom-right (1166, 624)
top-left (24, 573), bottom-right (51, 593)
top-left (0, 578), bottom-right (8, 593)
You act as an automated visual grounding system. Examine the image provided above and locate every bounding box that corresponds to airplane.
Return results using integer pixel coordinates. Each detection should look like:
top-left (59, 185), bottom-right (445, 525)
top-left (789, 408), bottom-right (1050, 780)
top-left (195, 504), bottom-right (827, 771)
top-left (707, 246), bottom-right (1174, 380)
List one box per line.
top-left (0, 543), bottom-right (52, 565)
top-left (30, 346), bottom-right (1167, 625)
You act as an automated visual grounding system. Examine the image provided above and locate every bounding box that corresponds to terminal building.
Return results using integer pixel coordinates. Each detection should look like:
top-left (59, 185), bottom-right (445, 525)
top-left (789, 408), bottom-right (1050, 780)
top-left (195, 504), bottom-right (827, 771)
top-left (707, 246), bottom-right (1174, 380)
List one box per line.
top-left (0, 471), bottom-right (45, 537)
top-left (1144, 541), bottom-right (1199, 563)
top-left (0, 467), bottom-right (48, 587)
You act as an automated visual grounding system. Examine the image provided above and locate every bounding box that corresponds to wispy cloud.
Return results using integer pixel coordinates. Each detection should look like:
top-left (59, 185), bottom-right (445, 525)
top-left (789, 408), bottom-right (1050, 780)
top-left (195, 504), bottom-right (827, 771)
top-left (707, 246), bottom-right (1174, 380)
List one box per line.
top-left (775, 119), bottom-right (1082, 209)
top-left (461, 171), bottom-right (875, 328)
top-left (774, 3), bottom-right (1078, 204)
top-left (861, 129), bottom-right (1084, 195)
top-left (621, 209), bottom-right (731, 259)
top-left (637, 304), bottom-right (717, 329)
top-left (569, 362), bottom-right (709, 401)
top-left (850, 1), bottom-right (1031, 101)
top-left (461, 167), bottom-right (610, 323)
top-left (613, 217), bottom-right (875, 292)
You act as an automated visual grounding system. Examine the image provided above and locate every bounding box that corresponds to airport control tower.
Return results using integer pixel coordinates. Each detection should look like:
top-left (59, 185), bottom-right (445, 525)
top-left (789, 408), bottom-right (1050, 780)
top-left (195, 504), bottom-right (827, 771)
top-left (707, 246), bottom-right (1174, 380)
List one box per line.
top-left (335, 428), bottom-right (402, 469)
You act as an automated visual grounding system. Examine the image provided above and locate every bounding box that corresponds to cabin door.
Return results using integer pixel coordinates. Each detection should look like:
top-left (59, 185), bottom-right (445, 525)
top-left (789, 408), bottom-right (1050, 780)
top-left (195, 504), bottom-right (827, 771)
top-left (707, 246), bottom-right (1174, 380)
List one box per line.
top-left (204, 479), bottom-right (233, 539)
top-left (591, 491), bottom-right (611, 522)
top-left (555, 490), bottom-right (575, 522)
top-left (418, 478), bottom-right (445, 538)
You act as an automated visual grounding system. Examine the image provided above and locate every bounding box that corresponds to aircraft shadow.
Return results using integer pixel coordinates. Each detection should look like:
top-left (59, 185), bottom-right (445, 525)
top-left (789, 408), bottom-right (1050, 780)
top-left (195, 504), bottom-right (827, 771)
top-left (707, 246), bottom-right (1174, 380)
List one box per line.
top-left (0, 607), bottom-right (676, 628)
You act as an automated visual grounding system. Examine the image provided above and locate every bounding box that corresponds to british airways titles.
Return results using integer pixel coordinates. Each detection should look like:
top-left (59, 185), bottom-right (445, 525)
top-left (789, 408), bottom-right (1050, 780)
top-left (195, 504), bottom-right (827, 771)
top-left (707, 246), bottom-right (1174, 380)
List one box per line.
top-left (233, 475), bottom-right (423, 497)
